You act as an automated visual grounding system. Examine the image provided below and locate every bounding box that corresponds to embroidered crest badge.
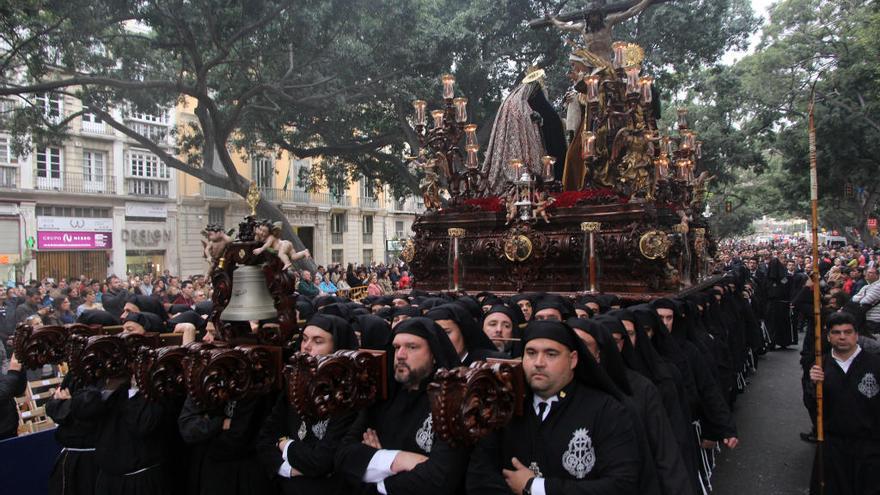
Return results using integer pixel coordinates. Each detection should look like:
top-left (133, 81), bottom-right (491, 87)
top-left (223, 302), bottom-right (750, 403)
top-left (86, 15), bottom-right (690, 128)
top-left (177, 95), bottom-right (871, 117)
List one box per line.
top-left (415, 414), bottom-right (434, 453)
top-left (312, 419), bottom-right (329, 440)
top-left (297, 421), bottom-right (307, 440)
top-left (562, 428), bottom-right (596, 479)
top-left (858, 372), bottom-right (879, 399)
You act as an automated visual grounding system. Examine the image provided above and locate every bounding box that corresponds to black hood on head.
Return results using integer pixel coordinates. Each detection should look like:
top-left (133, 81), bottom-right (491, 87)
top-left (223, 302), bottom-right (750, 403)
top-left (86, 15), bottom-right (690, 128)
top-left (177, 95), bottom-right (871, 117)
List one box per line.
top-left (354, 314), bottom-right (392, 351)
top-left (392, 317), bottom-right (461, 370)
top-left (425, 303), bottom-right (497, 353)
top-left (568, 317), bottom-right (632, 396)
top-left (304, 313), bottom-right (358, 351)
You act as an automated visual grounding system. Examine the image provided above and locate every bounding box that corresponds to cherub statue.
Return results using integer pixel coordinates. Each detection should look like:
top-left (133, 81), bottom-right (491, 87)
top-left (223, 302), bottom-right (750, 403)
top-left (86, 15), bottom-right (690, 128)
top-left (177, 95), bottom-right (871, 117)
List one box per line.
top-left (253, 221), bottom-right (310, 270)
top-left (419, 159), bottom-right (443, 210)
top-left (201, 224), bottom-right (233, 274)
top-left (533, 190), bottom-right (556, 224)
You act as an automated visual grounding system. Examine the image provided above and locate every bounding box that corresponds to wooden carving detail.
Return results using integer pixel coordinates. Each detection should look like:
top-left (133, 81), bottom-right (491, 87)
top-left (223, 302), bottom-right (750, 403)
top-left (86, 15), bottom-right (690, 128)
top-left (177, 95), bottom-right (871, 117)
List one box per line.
top-left (183, 347), bottom-right (252, 410)
top-left (12, 323), bottom-right (103, 369)
top-left (135, 345), bottom-right (189, 401)
top-left (67, 332), bottom-right (160, 383)
top-left (286, 350), bottom-right (387, 421)
top-left (428, 361), bottom-right (525, 447)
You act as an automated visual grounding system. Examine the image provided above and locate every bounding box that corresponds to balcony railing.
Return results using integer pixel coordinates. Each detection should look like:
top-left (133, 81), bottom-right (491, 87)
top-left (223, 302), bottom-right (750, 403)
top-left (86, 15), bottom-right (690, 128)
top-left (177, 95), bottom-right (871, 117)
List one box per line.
top-left (331, 232), bottom-right (344, 244)
top-left (0, 166), bottom-right (18, 188)
top-left (33, 170), bottom-right (116, 194)
top-left (359, 196), bottom-right (378, 209)
top-left (203, 183), bottom-right (234, 199)
top-left (127, 178), bottom-right (168, 198)
top-left (80, 121), bottom-right (116, 137)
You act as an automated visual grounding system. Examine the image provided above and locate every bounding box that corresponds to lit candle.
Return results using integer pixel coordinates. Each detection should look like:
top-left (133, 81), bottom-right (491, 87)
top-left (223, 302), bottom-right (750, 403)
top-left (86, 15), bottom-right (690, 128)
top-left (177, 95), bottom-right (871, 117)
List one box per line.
top-left (695, 141), bottom-right (703, 159)
top-left (413, 100), bottom-right (427, 126)
top-left (612, 42), bottom-right (627, 69)
top-left (685, 132), bottom-right (697, 151)
top-left (677, 108), bottom-right (689, 129)
top-left (582, 131), bottom-right (597, 159)
top-left (680, 131), bottom-right (693, 151)
top-left (453, 97), bottom-right (468, 123)
top-left (584, 75), bottom-right (600, 103)
top-left (464, 124), bottom-right (478, 147)
top-left (441, 74), bottom-right (456, 99)
top-left (655, 154), bottom-right (670, 179)
top-left (466, 144), bottom-right (479, 168)
top-left (625, 67), bottom-right (640, 95)
top-left (541, 155), bottom-right (556, 179)
top-left (662, 136), bottom-right (674, 156)
top-left (675, 158), bottom-right (689, 179)
top-left (510, 159), bottom-right (523, 179)
top-left (639, 76), bottom-right (654, 104)
top-left (431, 109), bottom-right (445, 128)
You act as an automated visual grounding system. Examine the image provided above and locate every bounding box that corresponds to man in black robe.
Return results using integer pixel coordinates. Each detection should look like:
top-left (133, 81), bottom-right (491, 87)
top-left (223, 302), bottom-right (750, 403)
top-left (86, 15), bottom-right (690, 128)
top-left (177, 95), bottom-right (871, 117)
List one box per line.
top-left (45, 372), bottom-right (101, 495)
top-left (89, 321), bottom-right (169, 494)
top-left (467, 320), bottom-right (640, 494)
top-left (336, 317), bottom-right (467, 494)
top-left (255, 314), bottom-right (360, 495)
top-left (425, 303), bottom-right (502, 365)
top-left (808, 311), bottom-right (880, 494)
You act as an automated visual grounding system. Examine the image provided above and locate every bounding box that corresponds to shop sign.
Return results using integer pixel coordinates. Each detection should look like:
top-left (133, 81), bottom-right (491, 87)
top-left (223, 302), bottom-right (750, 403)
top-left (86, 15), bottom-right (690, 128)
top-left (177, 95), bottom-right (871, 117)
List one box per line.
top-left (126, 202), bottom-right (168, 218)
top-left (37, 216), bottom-right (113, 233)
top-left (37, 231), bottom-right (112, 250)
top-left (122, 228), bottom-right (172, 247)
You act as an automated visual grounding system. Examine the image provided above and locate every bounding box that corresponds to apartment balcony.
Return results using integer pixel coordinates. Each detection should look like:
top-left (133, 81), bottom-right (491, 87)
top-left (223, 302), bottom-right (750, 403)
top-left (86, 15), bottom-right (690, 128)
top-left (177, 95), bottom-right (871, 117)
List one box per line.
top-left (33, 171), bottom-right (116, 194)
top-left (359, 196), bottom-right (379, 209)
top-left (80, 121), bottom-right (116, 137)
top-left (127, 178), bottom-right (168, 198)
top-left (0, 166), bottom-right (19, 188)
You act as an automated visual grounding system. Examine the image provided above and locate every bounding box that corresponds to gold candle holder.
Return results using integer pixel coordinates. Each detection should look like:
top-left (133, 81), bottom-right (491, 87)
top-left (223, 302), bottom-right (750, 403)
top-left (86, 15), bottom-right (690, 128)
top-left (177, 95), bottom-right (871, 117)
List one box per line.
top-left (582, 131), bottom-right (597, 159)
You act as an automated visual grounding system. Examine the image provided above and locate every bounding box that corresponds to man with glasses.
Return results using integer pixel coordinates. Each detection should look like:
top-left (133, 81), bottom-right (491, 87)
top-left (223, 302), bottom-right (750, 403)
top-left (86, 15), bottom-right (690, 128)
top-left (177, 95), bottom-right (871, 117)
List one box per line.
top-left (809, 311), bottom-right (880, 494)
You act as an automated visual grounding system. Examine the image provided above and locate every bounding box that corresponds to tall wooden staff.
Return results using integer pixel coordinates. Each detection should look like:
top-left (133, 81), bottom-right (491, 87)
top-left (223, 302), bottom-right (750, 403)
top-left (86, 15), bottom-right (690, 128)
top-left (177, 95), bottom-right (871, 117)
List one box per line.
top-left (808, 88), bottom-right (824, 495)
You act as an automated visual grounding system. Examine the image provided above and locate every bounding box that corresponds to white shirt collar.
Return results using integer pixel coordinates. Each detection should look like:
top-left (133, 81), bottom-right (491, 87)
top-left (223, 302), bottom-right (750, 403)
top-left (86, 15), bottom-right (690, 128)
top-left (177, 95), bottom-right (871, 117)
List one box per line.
top-left (532, 394), bottom-right (559, 421)
top-left (832, 345), bottom-right (862, 374)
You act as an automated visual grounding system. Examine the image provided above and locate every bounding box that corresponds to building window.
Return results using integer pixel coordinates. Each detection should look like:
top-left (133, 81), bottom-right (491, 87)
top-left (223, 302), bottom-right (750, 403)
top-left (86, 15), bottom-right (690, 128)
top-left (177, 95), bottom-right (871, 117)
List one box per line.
top-left (128, 150), bottom-right (169, 179)
top-left (82, 112), bottom-right (102, 124)
top-left (360, 180), bottom-right (376, 199)
top-left (208, 206), bottom-right (225, 227)
top-left (126, 111), bottom-right (169, 124)
top-left (36, 206), bottom-right (110, 217)
top-left (363, 216), bottom-right (373, 235)
top-left (331, 213), bottom-right (347, 234)
top-left (395, 220), bottom-right (405, 238)
top-left (363, 249), bottom-right (373, 266)
top-left (82, 150), bottom-right (105, 182)
top-left (0, 135), bottom-right (17, 166)
top-left (332, 249), bottom-right (344, 264)
top-left (35, 92), bottom-right (62, 122)
top-left (292, 158), bottom-right (309, 190)
top-left (130, 121), bottom-right (167, 142)
top-left (36, 147), bottom-right (62, 179)
top-left (253, 156), bottom-right (273, 189)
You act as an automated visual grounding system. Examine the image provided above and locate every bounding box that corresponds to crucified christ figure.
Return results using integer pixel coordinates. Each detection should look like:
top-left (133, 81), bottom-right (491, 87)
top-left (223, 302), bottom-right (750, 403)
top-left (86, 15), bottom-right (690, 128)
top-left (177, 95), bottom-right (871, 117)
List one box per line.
top-left (538, 0), bottom-right (660, 60)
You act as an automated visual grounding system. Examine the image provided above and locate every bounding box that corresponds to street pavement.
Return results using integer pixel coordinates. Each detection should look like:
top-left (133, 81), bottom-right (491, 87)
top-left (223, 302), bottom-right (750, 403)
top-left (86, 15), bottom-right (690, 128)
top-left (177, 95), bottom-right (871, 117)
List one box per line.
top-left (711, 341), bottom-right (815, 495)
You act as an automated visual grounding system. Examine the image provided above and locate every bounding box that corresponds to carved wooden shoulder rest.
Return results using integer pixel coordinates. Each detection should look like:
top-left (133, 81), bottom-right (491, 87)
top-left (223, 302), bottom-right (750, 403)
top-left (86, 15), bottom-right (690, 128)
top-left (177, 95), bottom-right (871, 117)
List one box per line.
top-left (286, 349), bottom-right (387, 421)
top-left (12, 323), bottom-right (103, 369)
top-left (428, 360), bottom-right (525, 447)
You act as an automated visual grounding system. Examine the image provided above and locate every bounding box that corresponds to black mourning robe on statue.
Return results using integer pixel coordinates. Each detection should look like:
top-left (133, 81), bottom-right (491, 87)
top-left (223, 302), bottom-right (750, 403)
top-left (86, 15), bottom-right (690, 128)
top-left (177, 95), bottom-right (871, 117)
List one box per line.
top-left (256, 393), bottom-right (356, 494)
top-left (467, 380), bottom-right (640, 494)
top-left (92, 383), bottom-right (168, 495)
top-left (811, 349), bottom-right (880, 495)
top-left (335, 385), bottom-right (470, 495)
top-left (45, 374), bottom-right (100, 495)
top-left (526, 84), bottom-right (567, 180)
top-left (178, 395), bottom-right (273, 495)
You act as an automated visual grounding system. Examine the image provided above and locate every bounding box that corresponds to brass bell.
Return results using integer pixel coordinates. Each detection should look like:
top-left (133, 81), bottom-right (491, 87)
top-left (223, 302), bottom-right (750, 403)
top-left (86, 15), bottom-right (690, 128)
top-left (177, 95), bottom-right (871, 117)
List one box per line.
top-left (220, 265), bottom-right (278, 321)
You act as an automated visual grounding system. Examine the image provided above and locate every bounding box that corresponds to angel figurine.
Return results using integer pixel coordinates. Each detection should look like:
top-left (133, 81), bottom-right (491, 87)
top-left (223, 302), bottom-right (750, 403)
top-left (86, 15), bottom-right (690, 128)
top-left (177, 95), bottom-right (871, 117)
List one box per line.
top-left (503, 183), bottom-right (519, 225)
top-left (533, 190), bottom-right (556, 224)
top-left (253, 221), bottom-right (310, 270)
top-left (202, 224), bottom-right (233, 276)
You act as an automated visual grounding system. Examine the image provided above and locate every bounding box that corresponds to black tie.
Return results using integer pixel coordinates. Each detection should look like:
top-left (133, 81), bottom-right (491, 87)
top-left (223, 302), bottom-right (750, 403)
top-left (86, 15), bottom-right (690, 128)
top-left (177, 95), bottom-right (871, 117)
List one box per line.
top-left (537, 401), bottom-right (548, 422)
